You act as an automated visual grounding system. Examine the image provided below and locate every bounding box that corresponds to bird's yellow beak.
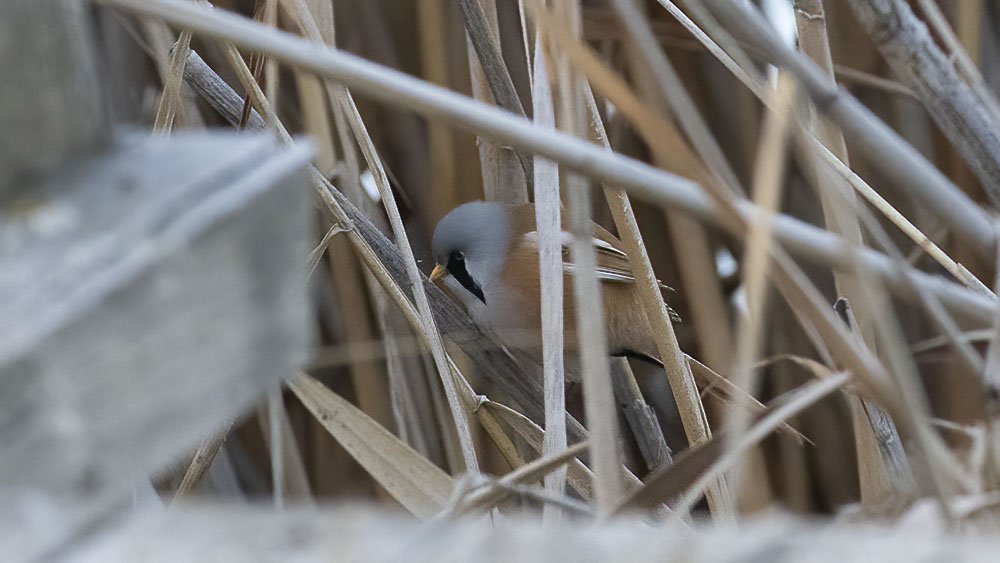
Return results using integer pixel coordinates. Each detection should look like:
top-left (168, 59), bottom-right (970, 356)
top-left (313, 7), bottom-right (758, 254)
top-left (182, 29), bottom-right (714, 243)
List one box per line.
top-left (430, 264), bottom-right (448, 282)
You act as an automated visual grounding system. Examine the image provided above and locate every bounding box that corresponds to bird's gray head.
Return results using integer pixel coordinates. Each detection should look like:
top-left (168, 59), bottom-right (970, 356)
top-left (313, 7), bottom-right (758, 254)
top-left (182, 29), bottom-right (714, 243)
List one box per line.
top-left (430, 201), bottom-right (511, 305)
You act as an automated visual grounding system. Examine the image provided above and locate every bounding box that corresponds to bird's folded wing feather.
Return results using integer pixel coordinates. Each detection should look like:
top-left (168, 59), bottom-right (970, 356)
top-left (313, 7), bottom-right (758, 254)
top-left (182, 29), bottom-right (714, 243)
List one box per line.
top-left (521, 231), bottom-right (672, 290)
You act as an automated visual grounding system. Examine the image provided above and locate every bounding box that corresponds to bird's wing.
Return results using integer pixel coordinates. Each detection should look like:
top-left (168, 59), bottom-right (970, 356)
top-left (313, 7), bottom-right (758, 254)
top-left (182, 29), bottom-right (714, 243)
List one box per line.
top-left (520, 230), bottom-right (673, 290)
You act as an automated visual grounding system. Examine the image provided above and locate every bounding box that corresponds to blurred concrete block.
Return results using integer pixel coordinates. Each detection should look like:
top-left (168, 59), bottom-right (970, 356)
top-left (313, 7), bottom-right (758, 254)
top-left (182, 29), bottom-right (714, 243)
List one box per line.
top-left (0, 132), bottom-right (313, 495)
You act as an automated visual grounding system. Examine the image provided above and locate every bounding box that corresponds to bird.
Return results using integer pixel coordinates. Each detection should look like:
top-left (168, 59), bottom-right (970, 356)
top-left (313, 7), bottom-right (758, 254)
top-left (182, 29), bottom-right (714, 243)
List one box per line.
top-left (429, 200), bottom-right (670, 372)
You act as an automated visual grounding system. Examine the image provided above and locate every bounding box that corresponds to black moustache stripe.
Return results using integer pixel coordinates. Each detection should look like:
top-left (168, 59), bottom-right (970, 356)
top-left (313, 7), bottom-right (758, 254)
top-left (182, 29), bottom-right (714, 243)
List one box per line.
top-left (448, 256), bottom-right (486, 305)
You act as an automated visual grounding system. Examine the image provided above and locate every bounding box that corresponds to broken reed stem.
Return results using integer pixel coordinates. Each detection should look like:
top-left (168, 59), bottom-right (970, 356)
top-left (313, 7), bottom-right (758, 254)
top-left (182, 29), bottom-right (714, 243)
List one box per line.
top-left (152, 28), bottom-right (191, 133)
top-left (171, 419), bottom-right (235, 502)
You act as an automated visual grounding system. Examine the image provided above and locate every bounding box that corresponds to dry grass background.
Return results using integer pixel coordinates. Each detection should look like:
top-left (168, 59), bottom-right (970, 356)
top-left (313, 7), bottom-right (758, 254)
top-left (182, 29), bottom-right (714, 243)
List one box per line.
top-left (91, 0), bottom-right (1000, 536)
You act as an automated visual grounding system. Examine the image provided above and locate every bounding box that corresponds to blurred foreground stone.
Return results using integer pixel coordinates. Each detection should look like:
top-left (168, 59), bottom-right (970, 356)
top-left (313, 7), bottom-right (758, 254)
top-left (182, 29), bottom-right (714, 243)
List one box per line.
top-left (64, 504), bottom-right (1000, 563)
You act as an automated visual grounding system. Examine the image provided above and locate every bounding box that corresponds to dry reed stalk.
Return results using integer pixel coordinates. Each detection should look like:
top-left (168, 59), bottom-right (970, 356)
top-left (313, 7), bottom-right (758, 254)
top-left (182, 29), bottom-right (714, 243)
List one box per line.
top-left (812, 143), bottom-right (990, 294)
top-left (611, 360), bottom-right (673, 471)
top-left (578, 86), bottom-right (690, 470)
top-left (982, 244), bottom-right (1000, 487)
top-left (178, 35), bottom-right (578, 489)
top-left (576, 3), bottom-right (734, 514)
top-left (280, 0), bottom-right (480, 475)
top-left (267, 389), bottom-right (286, 507)
top-left (461, 0), bottom-right (529, 204)
top-left (700, 0), bottom-right (997, 260)
top-left (653, 10), bottom-right (995, 493)
top-left (438, 442), bottom-right (590, 518)
top-left (792, 0), bottom-right (896, 506)
top-left (115, 0), bottom-right (999, 327)
top-left (659, 0), bottom-right (764, 96)
top-left (255, 389), bottom-right (313, 504)
top-left (292, 70), bottom-right (335, 172)
top-left (559, 68), bottom-right (674, 477)
top-left (848, 0), bottom-right (1000, 206)
top-left (662, 1), bottom-right (987, 307)
top-left (832, 65), bottom-right (919, 100)
top-left (725, 71), bottom-right (796, 506)
top-left (152, 28), bottom-right (191, 133)
top-left (220, 29), bottom-right (480, 483)
top-left (662, 0), bottom-right (983, 305)
top-left (660, 0), bottom-right (982, 302)
top-left (535, 1), bottom-right (725, 454)
top-left (302, 0), bottom-right (398, 470)
top-left (171, 418), bottom-right (236, 501)
top-left (530, 31), bottom-right (567, 524)
top-left (537, 0), bottom-right (957, 464)
top-left (374, 294), bottom-right (447, 466)
top-left (553, 0), bottom-right (624, 517)
top-left (417, 0), bottom-right (461, 220)
top-left (289, 374), bottom-right (454, 519)
top-left (141, 18), bottom-right (204, 128)
top-left (666, 372), bottom-right (851, 523)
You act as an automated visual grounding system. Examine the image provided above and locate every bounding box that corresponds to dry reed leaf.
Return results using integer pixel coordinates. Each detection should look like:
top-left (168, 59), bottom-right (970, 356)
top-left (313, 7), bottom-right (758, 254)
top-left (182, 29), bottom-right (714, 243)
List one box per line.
top-left (615, 372), bottom-right (850, 514)
top-left (152, 28), bottom-right (192, 133)
top-left (289, 374), bottom-right (454, 520)
top-left (442, 442), bottom-right (590, 518)
top-left (667, 372), bottom-right (852, 521)
top-left (479, 400), bottom-right (599, 501)
top-left (686, 356), bottom-right (807, 444)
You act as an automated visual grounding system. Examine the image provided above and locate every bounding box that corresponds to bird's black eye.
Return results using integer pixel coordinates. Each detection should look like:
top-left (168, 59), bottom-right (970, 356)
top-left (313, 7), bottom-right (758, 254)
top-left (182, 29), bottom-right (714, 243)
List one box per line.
top-left (453, 250), bottom-right (464, 261)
